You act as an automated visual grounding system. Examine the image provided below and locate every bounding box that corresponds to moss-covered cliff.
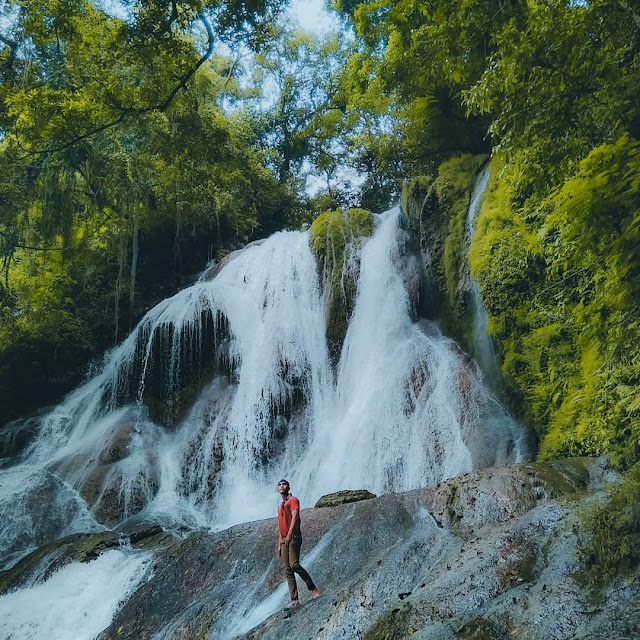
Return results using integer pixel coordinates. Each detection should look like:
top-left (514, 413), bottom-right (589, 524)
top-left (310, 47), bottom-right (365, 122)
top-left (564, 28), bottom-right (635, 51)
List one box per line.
top-left (310, 208), bottom-right (375, 362)
top-left (470, 139), bottom-right (640, 468)
top-left (401, 153), bottom-right (486, 353)
top-left (404, 139), bottom-right (639, 473)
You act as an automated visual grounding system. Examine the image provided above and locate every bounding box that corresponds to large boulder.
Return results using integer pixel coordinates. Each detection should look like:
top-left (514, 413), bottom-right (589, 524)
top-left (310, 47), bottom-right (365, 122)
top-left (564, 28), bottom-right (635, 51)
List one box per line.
top-left (314, 489), bottom-right (377, 508)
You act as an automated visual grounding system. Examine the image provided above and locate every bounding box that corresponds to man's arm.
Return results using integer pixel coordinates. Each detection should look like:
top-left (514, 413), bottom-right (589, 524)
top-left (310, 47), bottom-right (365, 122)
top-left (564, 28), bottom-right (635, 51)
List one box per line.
top-left (284, 509), bottom-right (298, 542)
top-left (276, 531), bottom-right (282, 556)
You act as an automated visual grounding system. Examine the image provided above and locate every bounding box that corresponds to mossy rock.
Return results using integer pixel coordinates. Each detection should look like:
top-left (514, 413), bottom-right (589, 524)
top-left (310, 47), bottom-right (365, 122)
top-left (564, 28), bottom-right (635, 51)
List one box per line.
top-left (0, 531), bottom-right (119, 594)
top-left (314, 489), bottom-right (377, 508)
top-left (455, 616), bottom-right (507, 640)
top-left (400, 154), bottom-right (487, 351)
top-left (578, 461), bottom-right (640, 595)
top-left (0, 524), bottom-right (169, 594)
top-left (362, 603), bottom-right (413, 640)
top-left (310, 208), bottom-right (375, 362)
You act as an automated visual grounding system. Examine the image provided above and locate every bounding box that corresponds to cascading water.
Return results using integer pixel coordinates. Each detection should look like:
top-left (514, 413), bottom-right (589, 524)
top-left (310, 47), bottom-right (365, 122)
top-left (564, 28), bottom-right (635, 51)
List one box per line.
top-left (466, 164), bottom-right (500, 385)
top-left (466, 164), bottom-right (527, 462)
top-left (0, 204), bottom-right (525, 638)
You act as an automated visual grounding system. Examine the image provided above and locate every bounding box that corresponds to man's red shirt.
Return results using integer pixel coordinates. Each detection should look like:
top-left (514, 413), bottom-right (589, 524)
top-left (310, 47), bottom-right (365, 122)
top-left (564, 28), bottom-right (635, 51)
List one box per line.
top-left (278, 494), bottom-right (302, 537)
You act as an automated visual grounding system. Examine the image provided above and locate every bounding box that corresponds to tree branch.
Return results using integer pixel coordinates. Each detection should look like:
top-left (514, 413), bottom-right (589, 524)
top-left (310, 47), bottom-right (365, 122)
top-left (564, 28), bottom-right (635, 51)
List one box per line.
top-left (155, 15), bottom-right (215, 111)
top-left (0, 229), bottom-right (73, 252)
top-left (0, 32), bottom-right (19, 70)
top-left (222, 52), bottom-right (251, 89)
top-left (14, 14), bottom-right (216, 158)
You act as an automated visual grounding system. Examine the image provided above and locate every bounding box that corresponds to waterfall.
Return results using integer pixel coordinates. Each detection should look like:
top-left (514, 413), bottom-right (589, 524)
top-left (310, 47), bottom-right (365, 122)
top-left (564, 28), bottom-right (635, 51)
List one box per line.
top-left (466, 165), bottom-right (527, 462)
top-left (466, 164), bottom-right (500, 385)
top-left (0, 206), bottom-right (524, 566)
top-left (0, 549), bottom-right (152, 640)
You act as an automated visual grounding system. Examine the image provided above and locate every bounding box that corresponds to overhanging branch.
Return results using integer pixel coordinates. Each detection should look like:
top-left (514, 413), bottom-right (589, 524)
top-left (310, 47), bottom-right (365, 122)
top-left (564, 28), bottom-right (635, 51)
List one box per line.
top-left (15, 14), bottom-right (216, 158)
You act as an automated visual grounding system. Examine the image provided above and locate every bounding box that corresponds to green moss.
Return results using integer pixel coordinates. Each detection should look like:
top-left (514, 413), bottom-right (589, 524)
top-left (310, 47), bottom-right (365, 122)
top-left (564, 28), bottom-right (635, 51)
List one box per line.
top-left (314, 489), bottom-right (377, 508)
top-left (310, 208), bottom-right (375, 361)
top-left (527, 459), bottom-right (593, 497)
top-left (195, 611), bottom-right (217, 640)
top-left (362, 604), bottom-right (413, 640)
top-left (401, 153), bottom-right (486, 349)
top-left (401, 175), bottom-right (434, 240)
top-left (455, 617), bottom-right (505, 640)
top-left (578, 463), bottom-right (640, 594)
top-left (469, 139), bottom-right (640, 464)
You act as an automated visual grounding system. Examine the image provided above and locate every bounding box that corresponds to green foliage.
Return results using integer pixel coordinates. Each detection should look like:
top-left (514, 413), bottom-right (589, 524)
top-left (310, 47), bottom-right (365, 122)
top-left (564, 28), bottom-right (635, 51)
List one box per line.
top-left (0, 0), bottom-right (291, 422)
top-left (310, 208), bottom-right (374, 360)
top-left (254, 29), bottom-right (350, 190)
top-left (339, 0), bottom-right (639, 209)
top-left (465, 0), bottom-right (640, 191)
top-left (579, 463), bottom-right (640, 592)
top-left (470, 139), bottom-right (640, 466)
top-left (336, 0), bottom-right (514, 188)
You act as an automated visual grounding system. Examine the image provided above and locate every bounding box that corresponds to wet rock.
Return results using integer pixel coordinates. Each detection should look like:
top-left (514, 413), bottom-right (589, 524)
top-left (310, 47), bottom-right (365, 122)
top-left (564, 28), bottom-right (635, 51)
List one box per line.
top-left (0, 409), bottom-right (49, 466)
top-left (0, 469), bottom-right (101, 570)
top-left (423, 458), bottom-right (601, 535)
top-left (96, 458), bottom-right (638, 640)
top-left (314, 489), bottom-right (377, 508)
top-left (98, 425), bottom-right (132, 465)
top-left (0, 531), bottom-right (119, 595)
top-left (1, 523), bottom-right (171, 596)
top-left (73, 411), bottom-right (160, 527)
top-left (117, 521), bottom-right (169, 550)
top-left (203, 240), bottom-right (267, 281)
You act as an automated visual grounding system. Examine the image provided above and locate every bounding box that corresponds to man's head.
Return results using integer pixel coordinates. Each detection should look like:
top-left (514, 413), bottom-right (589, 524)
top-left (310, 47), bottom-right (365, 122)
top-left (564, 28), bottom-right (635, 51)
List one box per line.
top-left (277, 479), bottom-right (290, 497)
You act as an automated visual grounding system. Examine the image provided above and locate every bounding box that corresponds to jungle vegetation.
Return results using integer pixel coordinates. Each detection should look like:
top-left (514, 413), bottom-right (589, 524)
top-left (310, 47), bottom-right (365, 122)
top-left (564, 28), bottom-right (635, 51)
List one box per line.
top-left (1, 0), bottom-right (639, 587)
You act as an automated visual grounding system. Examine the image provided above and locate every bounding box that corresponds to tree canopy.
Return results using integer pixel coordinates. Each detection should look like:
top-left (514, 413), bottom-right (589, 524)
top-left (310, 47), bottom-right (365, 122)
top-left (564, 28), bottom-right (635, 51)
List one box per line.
top-left (1, 0), bottom-right (639, 476)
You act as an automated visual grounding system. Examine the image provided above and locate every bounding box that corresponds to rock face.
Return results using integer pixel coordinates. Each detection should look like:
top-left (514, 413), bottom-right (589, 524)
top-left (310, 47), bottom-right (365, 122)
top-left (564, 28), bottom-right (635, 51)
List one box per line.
top-left (94, 457), bottom-right (640, 640)
top-left (0, 523), bottom-right (168, 595)
top-left (0, 410), bottom-right (48, 467)
top-left (203, 239), bottom-right (267, 281)
top-left (314, 490), bottom-right (377, 508)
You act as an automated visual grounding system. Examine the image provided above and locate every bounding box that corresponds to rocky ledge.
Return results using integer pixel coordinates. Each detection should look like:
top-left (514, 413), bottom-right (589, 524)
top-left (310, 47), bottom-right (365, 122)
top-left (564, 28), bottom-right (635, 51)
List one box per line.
top-left (314, 489), bottom-right (377, 508)
top-left (89, 458), bottom-right (639, 640)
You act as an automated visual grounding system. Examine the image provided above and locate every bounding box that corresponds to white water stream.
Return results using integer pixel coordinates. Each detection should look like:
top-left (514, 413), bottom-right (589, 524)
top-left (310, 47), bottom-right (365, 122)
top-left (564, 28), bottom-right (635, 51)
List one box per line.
top-left (0, 549), bottom-right (152, 640)
top-left (466, 165), bottom-right (527, 460)
top-left (0, 203), bottom-right (525, 638)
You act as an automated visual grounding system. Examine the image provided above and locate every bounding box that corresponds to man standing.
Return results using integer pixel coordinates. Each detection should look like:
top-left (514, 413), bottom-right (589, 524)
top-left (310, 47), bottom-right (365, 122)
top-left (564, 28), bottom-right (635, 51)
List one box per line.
top-left (275, 479), bottom-right (319, 607)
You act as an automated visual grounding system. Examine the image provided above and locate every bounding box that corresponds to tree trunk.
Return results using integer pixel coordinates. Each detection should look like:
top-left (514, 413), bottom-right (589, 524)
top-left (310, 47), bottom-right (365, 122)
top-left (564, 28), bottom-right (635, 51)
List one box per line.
top-left (129, 213), bottom-right (139, 327)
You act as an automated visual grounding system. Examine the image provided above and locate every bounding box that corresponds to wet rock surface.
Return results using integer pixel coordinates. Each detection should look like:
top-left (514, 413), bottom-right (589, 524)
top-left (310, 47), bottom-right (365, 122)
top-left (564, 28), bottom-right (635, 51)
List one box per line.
top-left (203, 239), bottom-right (267, 281)
top-left (0, 521), bottom-right (170, 596)
top-left (94, 457), bottom-right (639, 640)
top-left (314, 489), bottom-right (377, 508)
top-left (0, 410), bottom-right (48, 466)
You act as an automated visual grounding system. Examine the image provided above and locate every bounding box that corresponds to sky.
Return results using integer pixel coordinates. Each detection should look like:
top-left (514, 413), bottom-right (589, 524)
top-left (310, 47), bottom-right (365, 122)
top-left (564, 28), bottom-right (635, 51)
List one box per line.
top-left (287, 0), bottom-right (342, 35)
top-left (95, 0), bottom-right (340, 36)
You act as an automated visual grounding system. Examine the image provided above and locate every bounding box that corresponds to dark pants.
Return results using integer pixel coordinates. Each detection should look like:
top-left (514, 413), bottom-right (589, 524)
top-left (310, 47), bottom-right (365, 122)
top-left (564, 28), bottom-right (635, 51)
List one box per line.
top-left (280, 535), bottom-right (316, 602)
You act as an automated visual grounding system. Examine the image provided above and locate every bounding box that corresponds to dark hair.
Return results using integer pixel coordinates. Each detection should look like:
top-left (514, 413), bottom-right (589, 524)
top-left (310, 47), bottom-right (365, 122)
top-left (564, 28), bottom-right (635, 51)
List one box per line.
top-left (278, 479), bottom-right (289, 486)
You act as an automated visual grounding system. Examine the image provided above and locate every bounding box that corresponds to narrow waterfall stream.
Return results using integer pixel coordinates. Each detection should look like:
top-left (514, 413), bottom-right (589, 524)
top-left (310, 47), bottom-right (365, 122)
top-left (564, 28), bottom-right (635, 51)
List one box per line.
top-left (466, 165), bottom-right (498, 384)
top-left (466, 166), bottom-right (528, 462)
top-left (0, 203), bottom-right (526, 639)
